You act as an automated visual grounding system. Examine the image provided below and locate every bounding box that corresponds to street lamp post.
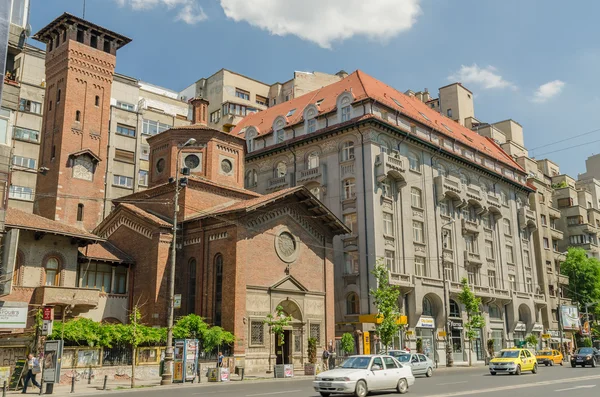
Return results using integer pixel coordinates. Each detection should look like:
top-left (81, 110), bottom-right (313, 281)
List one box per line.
top-left (440, 218), bottom-right (455, 367)
top-left (161, 137), bottom-right (196, 386)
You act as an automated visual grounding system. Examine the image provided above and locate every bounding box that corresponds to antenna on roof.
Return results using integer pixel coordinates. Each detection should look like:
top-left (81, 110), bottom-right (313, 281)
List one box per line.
top-left (83, 0), bottom-right (86, 19)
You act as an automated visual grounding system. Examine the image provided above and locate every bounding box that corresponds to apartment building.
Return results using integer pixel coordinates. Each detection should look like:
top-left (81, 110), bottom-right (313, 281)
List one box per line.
top-left (235, 70), bottom-right (546, 364)
top-left (179, 69), bottom-right (345, 132)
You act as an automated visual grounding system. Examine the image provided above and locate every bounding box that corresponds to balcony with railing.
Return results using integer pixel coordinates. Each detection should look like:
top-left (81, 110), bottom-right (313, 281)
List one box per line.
top-left (296, 164), bottom-right (326, 185)
top-left (33, 286), bottom-right (100, 315)
top-left (466, 185), bottom-right (482, 202)
top-left (487, 194), bottom-right (501, 208)
top-left (550, 227), bottom-right (564, 241)
top-left (375, 152), bottom-right (405, 182)
top-left (558, 273), bottom-right (569, 285)
top-left (547, 205), bottom-right (561, 219)
top-left (389, 272), bottom-right (413, 288)
top-left (518, 207), bottom-right (538, 230)
top-left (434, 175), bottom-right (463, 202)
top-left (464, 250), bottom-right (483, 265)
top-left (461, 218), bottom-right (479, 234)
top-left (267, 173), bottom-right (290, 190)
top-left (340, 161), bottom-right (355, 180)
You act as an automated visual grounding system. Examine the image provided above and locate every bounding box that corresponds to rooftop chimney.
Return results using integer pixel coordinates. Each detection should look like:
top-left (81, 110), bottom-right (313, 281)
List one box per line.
top-left (189, 97), bottom-right (209, 126)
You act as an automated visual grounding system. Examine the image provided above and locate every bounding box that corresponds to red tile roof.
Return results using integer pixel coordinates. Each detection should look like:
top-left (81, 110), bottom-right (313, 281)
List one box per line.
top-left (5, 208), bottom-right (100, 240)
top-left (79, 241), bottom-right (134, 263)
top-left (120, 203), bottom-right (172, 228)
top-left (232, 70), bottom-right (525, 175)
top-left (188, 176), bottom-right (261, 198)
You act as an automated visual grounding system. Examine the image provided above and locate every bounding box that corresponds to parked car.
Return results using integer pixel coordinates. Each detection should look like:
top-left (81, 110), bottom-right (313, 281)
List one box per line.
top-left (570, 347), bottom-right (600, 367)
top-left (313, 355), bottom-right (415, 397)
top-left (489, 348), bottom-right (538, 375)
top-left (389, 351), bottom-right (434, 377)
top-left (536, 349), bottom-right (563, 366)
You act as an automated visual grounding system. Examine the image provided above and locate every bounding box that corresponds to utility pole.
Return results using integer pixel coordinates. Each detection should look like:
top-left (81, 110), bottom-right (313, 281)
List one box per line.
top-left (161, 138), bottom-right (196, 385)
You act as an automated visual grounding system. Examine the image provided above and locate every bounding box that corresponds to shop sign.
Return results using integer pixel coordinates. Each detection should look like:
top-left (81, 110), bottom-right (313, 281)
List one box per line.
top-left (363, 332), bottom-right (370, 355)
top-left (405, 330), bottom-right (414, 336)
top-left (514, 322), bottom-right (526, 332)
top-left (532, 323), bottom-right (544, 332)
top-left (438, 331), bottom-right (447, 338)
top-left (0, 304), bottom-right (27, 329)
top-left (416, 316), bottom-right (435, 329)
top-left (549, 330), bottom-right (561, 337)
top-left (541, 334), bottom-right (551, 340)
top-left (450, 321), bottom-right (463, 330)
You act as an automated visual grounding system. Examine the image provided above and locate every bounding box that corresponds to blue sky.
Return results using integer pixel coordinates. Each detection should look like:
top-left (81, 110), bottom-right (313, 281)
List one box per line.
top-left (29, 0), bottom-right (600, 177)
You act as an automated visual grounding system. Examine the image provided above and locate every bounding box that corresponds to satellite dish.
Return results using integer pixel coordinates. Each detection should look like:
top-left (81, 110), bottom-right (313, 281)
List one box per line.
top-left (24, 24), bottom-right (32, 37)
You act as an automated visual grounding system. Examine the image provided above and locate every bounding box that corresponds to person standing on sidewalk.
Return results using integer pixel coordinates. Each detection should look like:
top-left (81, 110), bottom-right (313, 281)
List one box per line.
top-left (217, 352), bottom-right (224, 368)
top-left (322, 347), bottom-right (330, 371)
top-left (22, 353), bottom-right (41, 394)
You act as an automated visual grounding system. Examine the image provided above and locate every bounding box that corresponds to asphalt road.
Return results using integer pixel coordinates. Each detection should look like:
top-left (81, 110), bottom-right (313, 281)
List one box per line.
top-left (63, 365), bottom-right (600, 397)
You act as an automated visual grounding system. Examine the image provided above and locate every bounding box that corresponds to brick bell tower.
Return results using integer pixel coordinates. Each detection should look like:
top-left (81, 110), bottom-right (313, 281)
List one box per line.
top-left (32, 14), bottom-right (131, 231)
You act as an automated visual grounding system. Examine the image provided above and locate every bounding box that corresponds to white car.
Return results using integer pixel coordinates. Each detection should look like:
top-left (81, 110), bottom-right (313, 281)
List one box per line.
top-left (389, 351), bottom-right (434, 377)
top-left (313, 355), bottom-right (415, 397)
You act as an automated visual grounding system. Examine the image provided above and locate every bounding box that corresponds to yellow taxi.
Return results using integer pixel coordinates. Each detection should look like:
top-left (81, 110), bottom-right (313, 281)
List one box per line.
top-left (535, 349), bottom-right (563, 366)
top-left (489, 348), bottom-right (538, 375)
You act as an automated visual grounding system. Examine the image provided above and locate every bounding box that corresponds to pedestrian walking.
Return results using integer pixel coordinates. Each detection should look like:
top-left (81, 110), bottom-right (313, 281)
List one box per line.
top-left (404, 344), bottom-right (411, 353)
top-left (22, 353), bottom-right (41, 394)
top-left (217, 351), bottom-right (224, 368)
top-left (322, 347), bottom-right (330, 371)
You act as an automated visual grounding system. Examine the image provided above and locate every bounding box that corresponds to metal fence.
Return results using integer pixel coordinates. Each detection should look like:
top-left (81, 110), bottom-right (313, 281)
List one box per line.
top-left (102, 345), bottom-right (132, 366)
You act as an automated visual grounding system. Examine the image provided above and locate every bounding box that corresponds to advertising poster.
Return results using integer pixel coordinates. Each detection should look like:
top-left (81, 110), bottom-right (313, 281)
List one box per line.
top-left (173, 362), bottom-right (183, 382)
top-left (42, 340), bottom-right (63, 384)
top-left (561, 305), bottom-right (580, 330)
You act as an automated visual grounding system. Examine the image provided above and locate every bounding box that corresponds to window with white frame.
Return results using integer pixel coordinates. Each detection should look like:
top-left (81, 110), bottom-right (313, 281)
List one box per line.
top-left (142, 119), bottom-right (171, 135)
top-left (13, 126), bottom-right (39, 143)
top-left (465, 234), bottom-right (478, 253)
top-left (385, 250), bottom-right (396, 272)
top-left (488, 270), bottom-right (497, 289)
top-left (19, 99), bottom-right (41, 114)
top-left (381, 180), bottom-right (392, 198)
top-left (116, 124), bottom-right (135, 137)
top-left (467, 267), bottom-right (479, 285)
top-left (411, 187), bottom-right (422, 208)
top-left (485, 240), bottom-right (494, 259)
top-left (343, 179), bottom-right (356, 200)
top-left (383, 212), bottom-right (394, 236)
top-left (341, 105), bottom-right (351, 122)
top-left (501, 191), bottom-right (508, 206)
top-left (341, 141), bottom-right (355, 161)
top-left (509, 274), bottom-right (517, 291)
top-left (503, 219), bottom-right (511, 235)
top-left (138, 170), bottom-right (148, 186)
top-left (344, 251), bottom-right (359, 274)
top-left (276, 162), bottom-right (287, 177)
top-left (140, 145), bottom-right (150, 161)
top-left (117, 101), bottom-right (135, 111)
top-left (413, 221), bottom-right (424, 243)
top-left (439, 199), bottom-right (450, 216)
top-left (9, 185), bottom-right (33, 201)
top-left (543, 237), bottom-right (550, 249)
top-left (307, 152), bottom-right (319, 169)
top-left (408, 152), bottom-right (420, 171)
top-left (482, 213), bottom-right (492, 228)
top-left (415, 257), bottom-right (427, 277)
top-left (343, 213), bottom-right (357, 234)
top-left (506, 245), bottom-right (514, 263)
top-left (12, 155), bottom-right (36, 169)
top-left (113, 175), bottom-right (133, 188)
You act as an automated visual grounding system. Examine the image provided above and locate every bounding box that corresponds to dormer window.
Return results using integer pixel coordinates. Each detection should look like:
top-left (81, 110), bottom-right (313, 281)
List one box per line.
top-left (286, 108), bottom-right (296, 117)
top-left (341, 105), bottom-right (351, 122)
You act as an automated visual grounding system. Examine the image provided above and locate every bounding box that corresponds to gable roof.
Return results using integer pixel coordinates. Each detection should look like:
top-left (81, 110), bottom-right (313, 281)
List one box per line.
top-left (6, 208), bottom-right (100, 241)
top-left (119, 203), bottom-right (172, 228)
top-left (188, 185), bottom-right (350, 236)
top-left (79, 241), bottom-right (134, 264)
top-left (232, 69), bottom-right (525, 176)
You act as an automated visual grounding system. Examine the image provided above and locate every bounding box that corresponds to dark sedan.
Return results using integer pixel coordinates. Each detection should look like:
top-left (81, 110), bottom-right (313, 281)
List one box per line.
top-left (570, 347), bottom-right (600, 367)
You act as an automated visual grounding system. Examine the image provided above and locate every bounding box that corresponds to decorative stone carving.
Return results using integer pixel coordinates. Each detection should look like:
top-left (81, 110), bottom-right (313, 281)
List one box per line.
top-left (275, 229), bottom-right (300, 263)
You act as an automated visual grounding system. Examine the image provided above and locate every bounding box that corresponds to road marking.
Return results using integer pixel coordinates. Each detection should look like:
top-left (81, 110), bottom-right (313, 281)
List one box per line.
top-left (423, 375), bottom-right (600, 397)
top-left (555, 385), bottom-right (596, 392)
top-left (245, 390), bottom-right (302, 397)
top-left (438, 381), bottom-right (468, 386)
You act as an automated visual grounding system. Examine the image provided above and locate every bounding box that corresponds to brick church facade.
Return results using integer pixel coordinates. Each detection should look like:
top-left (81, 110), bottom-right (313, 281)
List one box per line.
top-left (93, 99), bottom-right (347, 370)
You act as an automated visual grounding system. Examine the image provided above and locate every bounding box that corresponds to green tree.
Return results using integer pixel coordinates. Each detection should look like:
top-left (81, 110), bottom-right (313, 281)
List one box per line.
top-left (307, 337), bottom-right (317, 364)
top-left (173, 314), bottom-right (208, 340)
top-left (525, 334), bottom-right (539, 348)
top-left (340, 333), bottom-right (355, 356)
top-left (264, 305), bottom-right (292, 369)
top-left (561, 248), bottom-right (600, 312)
top-left (202, 326), bottom-right (235, 353)
top-left (370, 259), bottom-right (402, 353)
top-left (457, 278), bottom-right (485, 367)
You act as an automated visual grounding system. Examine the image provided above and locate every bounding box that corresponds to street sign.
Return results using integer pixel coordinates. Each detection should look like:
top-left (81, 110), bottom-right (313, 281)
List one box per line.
top-left (363, 332), bottom-right (370, 355)
top-left (174, 294), bottom-right (182, 309)
top-left (43, 306), bottom-right (54, 321)
top-left (541, 333), bottom-right (551, 339)
top-left (438, 331), bottom-right (447, 338)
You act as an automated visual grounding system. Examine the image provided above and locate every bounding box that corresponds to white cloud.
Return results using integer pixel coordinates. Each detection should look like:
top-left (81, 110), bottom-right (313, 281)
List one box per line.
top-left (116, 0), bottom-right (207, 24)
top-left (532, 80), bottom-right (565, 103)
top-left (448, 64), bottom-right (515, 90)
top-left (219, 0), bottom-right (422, 49)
